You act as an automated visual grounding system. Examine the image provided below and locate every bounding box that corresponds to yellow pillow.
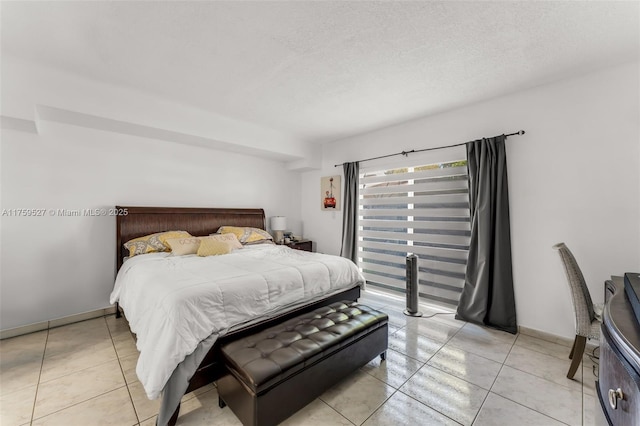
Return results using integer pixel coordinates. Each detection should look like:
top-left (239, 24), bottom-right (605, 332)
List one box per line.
top-left (207, 233), bottom-right (243, 250)
top-left (197, 239), bottom-right (232, 257)
top-left (124, 231), bottom-right (192, 257)
top-left (157, 231), bottom-right (192, 249)
top-left (217, 226), bottom-right (273, 244)
top-left (166, 237), bottom-right (201, 256)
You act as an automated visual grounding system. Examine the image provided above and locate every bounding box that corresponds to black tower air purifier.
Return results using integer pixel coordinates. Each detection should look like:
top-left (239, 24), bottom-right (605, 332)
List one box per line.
top-left (404, 254), bottom-right (422, 317)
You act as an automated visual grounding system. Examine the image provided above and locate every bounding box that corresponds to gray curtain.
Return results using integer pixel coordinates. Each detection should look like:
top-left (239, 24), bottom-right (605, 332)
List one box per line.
top-left (456, 135), bottom-right (517, 334)
top-left (340, 162), bottom-right (359, 263)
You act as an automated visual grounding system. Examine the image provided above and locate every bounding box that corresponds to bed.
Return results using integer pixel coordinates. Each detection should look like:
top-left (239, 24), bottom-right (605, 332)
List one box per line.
top-left (111, 206), bottom-right (364, 425)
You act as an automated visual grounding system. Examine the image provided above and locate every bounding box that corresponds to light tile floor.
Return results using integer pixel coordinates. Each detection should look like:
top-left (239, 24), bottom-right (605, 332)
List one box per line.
top-left (1, 289), bottom-right (600, 425)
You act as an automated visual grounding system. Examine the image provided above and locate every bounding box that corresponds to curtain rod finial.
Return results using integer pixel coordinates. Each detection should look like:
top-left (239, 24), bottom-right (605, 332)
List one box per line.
top-left (518, 130), bottom-right (525, 135)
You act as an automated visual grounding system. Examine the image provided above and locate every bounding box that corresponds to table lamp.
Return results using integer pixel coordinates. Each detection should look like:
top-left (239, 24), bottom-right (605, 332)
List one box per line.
top-left (271, 216), bottom-right (287, 244)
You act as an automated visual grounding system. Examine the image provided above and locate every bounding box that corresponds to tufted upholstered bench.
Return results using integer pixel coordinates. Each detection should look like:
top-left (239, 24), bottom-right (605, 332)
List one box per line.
top-left (216, 301), bottom-right (388, 426)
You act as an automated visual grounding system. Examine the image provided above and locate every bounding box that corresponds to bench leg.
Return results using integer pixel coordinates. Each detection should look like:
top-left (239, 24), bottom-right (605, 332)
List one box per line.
top-left (115, 302), bottom-right (122, 318)
top-left (380, 351), bottom-right (387, 361)
top-left (218, 396), bottom-right (226, 409)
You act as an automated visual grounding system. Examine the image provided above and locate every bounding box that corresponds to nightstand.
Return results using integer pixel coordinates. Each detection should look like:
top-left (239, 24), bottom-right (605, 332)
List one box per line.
top-left (285, 240), bottom-right (313, 252)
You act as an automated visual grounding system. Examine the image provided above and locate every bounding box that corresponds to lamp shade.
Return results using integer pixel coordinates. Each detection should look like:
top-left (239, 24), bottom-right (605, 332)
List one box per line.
top-left (271, 216), bottom-right (287, 231)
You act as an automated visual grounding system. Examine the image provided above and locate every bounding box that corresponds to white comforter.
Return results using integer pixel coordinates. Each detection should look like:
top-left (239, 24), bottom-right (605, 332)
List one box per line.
top-left (110, 244), bottom-right (365, 400)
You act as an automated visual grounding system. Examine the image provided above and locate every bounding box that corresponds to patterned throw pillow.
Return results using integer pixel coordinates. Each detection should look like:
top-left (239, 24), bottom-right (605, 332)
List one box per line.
top-left (217, 226), bottom-right (273, 244)
top-left (197, 239), bottom-right (232, 257)
top-left (207, 233), bottom-right (243, 250)
top-left (124, 231), bottom-right (191, 257)
top-left (166, 237), bottom-right (202, 256)
top-left (157, 231), bottom-right (192, 249)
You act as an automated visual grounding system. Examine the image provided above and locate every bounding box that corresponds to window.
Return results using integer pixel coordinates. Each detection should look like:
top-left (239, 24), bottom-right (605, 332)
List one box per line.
top-left (358, 147), bottom-right (470, 307)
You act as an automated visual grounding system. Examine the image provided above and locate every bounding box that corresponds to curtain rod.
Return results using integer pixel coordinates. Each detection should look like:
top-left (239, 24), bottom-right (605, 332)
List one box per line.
top-left (333, 130), bottom-right (525, 167)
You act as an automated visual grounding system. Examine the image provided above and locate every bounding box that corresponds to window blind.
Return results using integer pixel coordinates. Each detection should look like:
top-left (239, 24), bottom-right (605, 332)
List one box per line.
top-left (358, 146), bottom-right (470, 307)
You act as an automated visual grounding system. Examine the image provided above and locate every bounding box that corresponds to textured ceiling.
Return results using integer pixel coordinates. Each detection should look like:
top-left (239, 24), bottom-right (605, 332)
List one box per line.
top-left (2, 1), bottom-right (639, 144)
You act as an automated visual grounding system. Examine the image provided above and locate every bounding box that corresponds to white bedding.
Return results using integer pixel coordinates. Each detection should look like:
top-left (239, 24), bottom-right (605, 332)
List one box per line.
top-left (109, 244), bottom-right (365, 400)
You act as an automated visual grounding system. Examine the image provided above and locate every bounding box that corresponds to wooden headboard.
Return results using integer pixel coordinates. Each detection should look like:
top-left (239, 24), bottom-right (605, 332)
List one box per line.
top-left (115, 206), bottom-right (266, 271)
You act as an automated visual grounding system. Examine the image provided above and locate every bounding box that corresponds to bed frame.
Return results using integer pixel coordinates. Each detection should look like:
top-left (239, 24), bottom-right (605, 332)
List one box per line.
top-left (114, 206), bottom-right (361, 425)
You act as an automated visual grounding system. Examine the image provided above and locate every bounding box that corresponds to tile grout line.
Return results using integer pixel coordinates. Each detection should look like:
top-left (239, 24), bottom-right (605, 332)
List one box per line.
top-left (358, 388), bottom-right (399, 426)
top-left (485, 385), bottom-right (574, 426)
top-left (333, 367), bottom-right (397, 425)
top-left (35, 356), bottom-right (121, 386)
top-left (394, 341), bottom-right (468, 426)
top-left (360, 370), bottom-right (400, 425)
top-left (500, 360), bottom-right (584, 393)
top-left (380, 309), bottom-right (470, 393)
top-left (582, 345), bottom-right (600, 426)
top-left (469, 329), bottom-right (519, 425)
top-left (488, 336), bottom-right (577, 426)
top-left (29, 328), bottom-right (49, 425)
top-left (395, 389), bottom-right (464, 425)
top-left (376, 322), bottom-right (465, 425)
top-left (29, 317), bottom-right (131, 423)
top-left (389, 311), bottom-right (583, 425)
top-left (400, 323), bottom-right (565, 425)
top-left (316, 396), bottom-right (358, 426)
top-left (447, 328), bottom-right (585, 393)
top-left (30, 386), bottom-right (130, 423)
top-left (105, 315), bottom-right (141, 425)
top-left (581, 375), bottom-right (584, 426)
top-left (422, 322), bottom-right (512, 425)
top-left (34, 317), bottom-right (123, 386)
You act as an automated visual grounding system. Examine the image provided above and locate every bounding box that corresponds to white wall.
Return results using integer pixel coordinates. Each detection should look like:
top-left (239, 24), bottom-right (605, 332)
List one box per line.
top-left (0, 62), bottom-right (303, 331)
top-left (302, 62), bottom-right (640, 338)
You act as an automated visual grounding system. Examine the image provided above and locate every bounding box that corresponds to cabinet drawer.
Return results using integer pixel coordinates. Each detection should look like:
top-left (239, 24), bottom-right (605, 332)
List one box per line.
top-left (598, 333), bottom-right (640, 425)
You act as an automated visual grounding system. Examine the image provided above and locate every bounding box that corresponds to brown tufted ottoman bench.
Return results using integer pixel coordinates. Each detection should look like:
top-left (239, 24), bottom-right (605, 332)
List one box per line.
top-left (216, 301), bottom-right (388, 426)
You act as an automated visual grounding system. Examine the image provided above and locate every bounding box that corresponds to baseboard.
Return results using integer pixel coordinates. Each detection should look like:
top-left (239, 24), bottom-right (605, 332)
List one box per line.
top-left (518, 325), bottom-right (599, 350)
top-left (0, 306), bottom-right (118, 340)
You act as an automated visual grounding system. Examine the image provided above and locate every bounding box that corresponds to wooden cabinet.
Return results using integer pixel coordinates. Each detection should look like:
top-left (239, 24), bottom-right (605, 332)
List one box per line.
top-left (285, 240), bottom-right (312, 252)
top-left (596, 277), bottom-right (640, 425)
